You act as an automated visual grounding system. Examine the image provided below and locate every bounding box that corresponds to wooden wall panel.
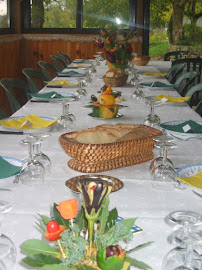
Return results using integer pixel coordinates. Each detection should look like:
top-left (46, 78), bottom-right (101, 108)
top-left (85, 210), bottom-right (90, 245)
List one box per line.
top-left (0, 34), bottom-right (142, 116)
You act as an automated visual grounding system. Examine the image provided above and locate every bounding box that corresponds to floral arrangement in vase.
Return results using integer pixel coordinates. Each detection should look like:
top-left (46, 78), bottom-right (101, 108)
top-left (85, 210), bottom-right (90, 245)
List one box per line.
top-left (21, 178), bottom-right (152, 270)
top-left (95, 29), bottom-right (135, 70)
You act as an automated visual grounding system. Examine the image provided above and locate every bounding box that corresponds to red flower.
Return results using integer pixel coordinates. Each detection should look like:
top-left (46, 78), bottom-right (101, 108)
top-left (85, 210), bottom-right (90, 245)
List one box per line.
top-left (45, 225), bottom-right (65, 242)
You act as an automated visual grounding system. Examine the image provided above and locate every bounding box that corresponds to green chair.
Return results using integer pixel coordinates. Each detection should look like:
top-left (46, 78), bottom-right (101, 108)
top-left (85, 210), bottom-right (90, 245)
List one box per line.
top-left (0, 79), bottom-right (22, 114)
top-left (184, 83), bottom-right (202, 107)
top-left (38, 61), bottom-right (58, 80)
top-left (57, 51), bottom-right (72, 65)
top-left (195, 99), bottom-right (202, 117)
top-left (0, 109), bottom-right (6, 119)
top-left (165, 63), bottom-right (186, 84)
top-left (50, 55), bottom-right (66, 71)
top-left (175, 71), bottom-right (200, 96)
top-left (164, 51), bottom-right (188, 61)
top-left (22, 68), bottom-right (49, 93)
top-left (172, 58), bottom-right (202, 83)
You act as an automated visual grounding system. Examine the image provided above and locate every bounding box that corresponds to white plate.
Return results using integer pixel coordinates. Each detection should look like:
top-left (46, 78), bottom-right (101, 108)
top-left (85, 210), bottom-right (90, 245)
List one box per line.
top-left (161, 120), bottom-right (202, 140)
top-left (32, 92), bottom-right (77, 101)
top-left (176, 163), bottom-right (202, 190)
top-left (0, 156), bottom-right (23, 179)
top-left (0, 116), bottom-right (57, 133)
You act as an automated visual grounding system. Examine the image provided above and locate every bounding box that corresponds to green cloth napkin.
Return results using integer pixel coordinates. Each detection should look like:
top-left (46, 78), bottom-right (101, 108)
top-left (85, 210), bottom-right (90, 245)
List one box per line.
top-left (161, 120), bottom-right (202, 134)
top-left (73, 59), bottom-right (90, 63)
top-left (141, 81), bottom-right (177, 88)
top-left (57, 71), bottom-right (85, 77)
top-left (0, 157), bottom-right (22, 179)
top-left (29, 92), bottom-right (64, 99)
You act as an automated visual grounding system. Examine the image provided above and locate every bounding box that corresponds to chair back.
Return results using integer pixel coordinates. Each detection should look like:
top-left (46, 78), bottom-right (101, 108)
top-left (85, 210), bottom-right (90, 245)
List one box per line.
top-left (0, 109), bottom-right (6, 119)
top-left (22, 68), bottom-right (49, 93)
top-left (185, 83), bottom-right (202, 107)
top-left (38, 61), bottom-right (58, 80)
top-left (50, 55), bottom-right (66, 71)
top-left (172, 58), bottom-right (202, 83)
top-left (0, 79), bottom-right (22, 114)
top-left (175, 71), bottom-right (200, 96)
top-left (57, 51), bottom-right (72, 65)
top-left (165, 63), bottom-right (186, 84)
top-left (195, 99), bottom-right (202, 117)
top-left (164, 51), bottom-right (188, 61)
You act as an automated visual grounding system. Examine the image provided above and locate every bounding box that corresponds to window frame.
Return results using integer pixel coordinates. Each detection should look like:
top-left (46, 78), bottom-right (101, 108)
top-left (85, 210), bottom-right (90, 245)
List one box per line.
top-left (0, 0), bottom-right (14, 34)
top-left (22, 0), bottom-right (137, 34)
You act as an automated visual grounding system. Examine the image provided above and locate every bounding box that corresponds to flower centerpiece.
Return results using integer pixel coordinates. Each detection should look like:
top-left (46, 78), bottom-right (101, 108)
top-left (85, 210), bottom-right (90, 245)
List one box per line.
top-left (21, 178), bottom-right (152, 270)
top-left (95, 29), bottom-right (135, 71)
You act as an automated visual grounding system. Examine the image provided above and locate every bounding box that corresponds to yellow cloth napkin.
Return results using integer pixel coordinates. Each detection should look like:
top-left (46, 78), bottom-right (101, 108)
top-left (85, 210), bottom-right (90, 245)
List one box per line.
top-left (45, 80), bottom-right (78, 86)
top-left (0, 114), bottom-right (57, 129)
top-left (178, 170), bottom-right (202, 189)
top-left (154, 95), bottom-right (190, 103)
top-left (144, 72), bottom-right (167, 76)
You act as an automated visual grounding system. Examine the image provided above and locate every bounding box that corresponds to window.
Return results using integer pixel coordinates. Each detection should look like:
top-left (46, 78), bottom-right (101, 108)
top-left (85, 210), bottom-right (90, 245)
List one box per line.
top-left (23, 0), bottom-right (137, 33)
top-left (0, 0), bottom-right (11, 33)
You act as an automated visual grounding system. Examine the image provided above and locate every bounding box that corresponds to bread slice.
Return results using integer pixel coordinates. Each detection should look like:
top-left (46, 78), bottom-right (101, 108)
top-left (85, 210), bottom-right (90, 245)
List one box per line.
top-left (117, 127), bottom-right (150, 141)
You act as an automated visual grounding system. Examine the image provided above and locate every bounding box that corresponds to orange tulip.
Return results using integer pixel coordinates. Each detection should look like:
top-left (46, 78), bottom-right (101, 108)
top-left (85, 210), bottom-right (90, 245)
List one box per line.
top-left (56, 199), bottom-right (78, 220)
top-left (45, 225), bottom-right (65, 242)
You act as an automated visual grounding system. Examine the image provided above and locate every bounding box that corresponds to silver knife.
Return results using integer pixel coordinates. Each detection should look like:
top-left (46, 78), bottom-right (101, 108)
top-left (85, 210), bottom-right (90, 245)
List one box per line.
top-left (192, 190), bottom-right (202, 198)
top-left (0, 188), bottom-right (11, 191)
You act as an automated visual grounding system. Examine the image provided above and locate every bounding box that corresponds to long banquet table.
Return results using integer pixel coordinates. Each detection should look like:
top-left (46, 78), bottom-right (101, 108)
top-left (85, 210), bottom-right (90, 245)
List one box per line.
top-left (0, 60), bottom-right (201, 270)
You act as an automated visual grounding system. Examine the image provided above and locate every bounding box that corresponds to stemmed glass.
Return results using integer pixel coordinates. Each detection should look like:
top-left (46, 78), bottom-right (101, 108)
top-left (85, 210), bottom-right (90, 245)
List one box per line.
top-left (89, 63), bottom-right (97, 76)
top-left (144, 99), bottom-right (161, 128)
top-left (57, 98), bottom-right (76, 131)
top-left (93, 55), bottom-right (101, 66)
top-left (0, 233), bottom-right (17, 270)
top-left (150, 141), bottom-right (178, 191)
top-left (163, 211), bottom-right (202, 270)
top-left (19, 135), bottom-right (45, 186)
top-left (75, 78), bottom-right (87, 100)
top-left (33, 134), bottom-right (51, 173)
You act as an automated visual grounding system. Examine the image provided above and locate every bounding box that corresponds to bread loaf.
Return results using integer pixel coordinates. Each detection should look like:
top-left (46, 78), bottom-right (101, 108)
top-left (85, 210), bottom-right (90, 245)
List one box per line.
top-left (64, 124), bottom-right (151, 144)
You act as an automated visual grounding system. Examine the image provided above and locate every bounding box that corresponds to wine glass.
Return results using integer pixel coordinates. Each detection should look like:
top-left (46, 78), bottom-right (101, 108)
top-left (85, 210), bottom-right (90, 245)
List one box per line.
top-left (162, 245), bottom-right (202, 270)
top-left (19, 135), bottom-right (45, 186)
top-left (131, 84), bottom-right (145, 103)
top-left (89, 63), bottom-right (97, 76)
top-left (33, 133), bottom-right (51, 173)
top-left (0, 233), bottom-right (17, 270)
top-left (75, 78), bottom-right (87, 100)
top-left (144, 99), bottom-right (161, 128)
top-left (57, 98), bottom-right (76, 131)
top-left (166, 210), bottom-right (202, 246)
top-left (93, 55), bottom-right (101, 66)
top-left (0, 202), bottom-right (11, 214)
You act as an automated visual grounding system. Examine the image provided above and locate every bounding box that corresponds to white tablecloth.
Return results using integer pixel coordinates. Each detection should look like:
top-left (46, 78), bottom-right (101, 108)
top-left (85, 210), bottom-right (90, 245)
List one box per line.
top-left (0, 61), bottom-right (201, 270)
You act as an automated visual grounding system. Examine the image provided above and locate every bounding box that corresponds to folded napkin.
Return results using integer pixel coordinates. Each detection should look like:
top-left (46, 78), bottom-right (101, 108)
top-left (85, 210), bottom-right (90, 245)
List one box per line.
top-left (0, 114), bottom-right (57, 129)
top-left (73, 59), bottom-right (90, 63)
top-left (45, 80), bottom-right (78, 86)
top-left (76, 64), bottom-right (92, 68)
top-left (178, 170), bottom-right (202, 189)
top-left (141, 81), bottom-right (176, 88)
top-left (0, 157), bottom-right (22, 179)
top-left (57, 71), bottom-right (85, 77)
top-left (29, 92), bottom-right (64, 99)
top-left (161, 120), bottom-right (202, 134)
top-left (144, 72), bottom-right (167, 77)
top-left (154, 95), bottom-right (190, 103)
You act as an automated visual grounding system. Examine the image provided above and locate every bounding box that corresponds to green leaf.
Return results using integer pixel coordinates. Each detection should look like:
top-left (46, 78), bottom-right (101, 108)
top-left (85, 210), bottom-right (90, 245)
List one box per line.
top-left (109, 108), bottom-right (115, 113)
top-left (99, 197), bottom-right (109, 233)
top-left (127, 242), bottom-right (154, 254)
top-left (74, 207), bottom-right (88, 232)
top-left (21, 239), bottom-right (60, 257)
top-left (78, 265), bottom-right (98, 270)
top-left (125, 256), bottom-right (152, 269)
top-left (41, 265), bottom-right (75, 270)
top-left (106, 208), bottom-right (118, 231)
top-left (117, 218), bottom-right (136, 232)
top-left (53, 203), bottom-right (70, 228)
top-left (37, 213), bottom-right (51, 225)
top-left (22, 254), bottom-right (61, 267)
top-left (35, 221), bottom-right (46, 232)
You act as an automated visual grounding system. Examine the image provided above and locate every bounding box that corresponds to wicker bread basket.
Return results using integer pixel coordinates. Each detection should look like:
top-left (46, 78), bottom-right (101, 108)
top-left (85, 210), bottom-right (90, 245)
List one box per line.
top-left (132, 55), bottom-right (150, 66)
top-left (59, 125), bottom-right (162, 173)
top-left (103, 73), bottom-right (128, 87)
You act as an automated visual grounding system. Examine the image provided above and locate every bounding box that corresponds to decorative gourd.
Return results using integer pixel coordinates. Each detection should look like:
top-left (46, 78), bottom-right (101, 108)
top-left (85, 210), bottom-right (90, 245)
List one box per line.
top-left (92, 86), bottom-right (119, 119)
